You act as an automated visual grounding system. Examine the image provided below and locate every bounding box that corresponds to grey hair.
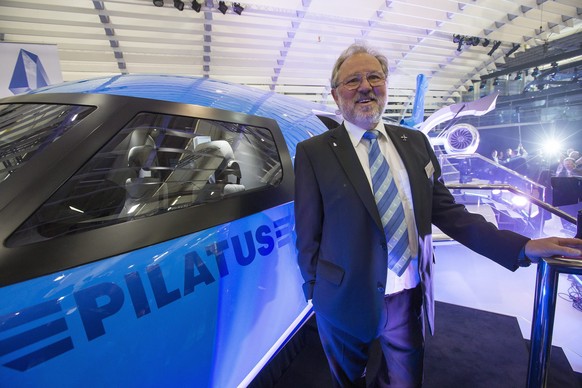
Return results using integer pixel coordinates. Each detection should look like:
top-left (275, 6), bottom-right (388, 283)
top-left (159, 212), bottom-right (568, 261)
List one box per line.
top-left (330, 43), bottom-right (389, 88)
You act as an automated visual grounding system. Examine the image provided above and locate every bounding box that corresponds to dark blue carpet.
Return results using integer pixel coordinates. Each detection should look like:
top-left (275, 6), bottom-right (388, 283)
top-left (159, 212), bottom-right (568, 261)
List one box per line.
top-left (250, 301), bottom-right (581, 387)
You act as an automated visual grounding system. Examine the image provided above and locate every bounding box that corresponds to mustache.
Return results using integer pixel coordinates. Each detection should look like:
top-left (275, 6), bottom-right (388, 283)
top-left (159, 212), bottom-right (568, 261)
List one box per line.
top-left (355, 93), bottom-right (377, 101)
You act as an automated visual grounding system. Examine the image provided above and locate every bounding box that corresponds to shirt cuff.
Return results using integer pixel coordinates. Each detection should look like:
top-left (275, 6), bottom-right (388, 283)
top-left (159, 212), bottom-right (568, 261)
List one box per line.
top-left (517, 245), bottom-right (532, 267)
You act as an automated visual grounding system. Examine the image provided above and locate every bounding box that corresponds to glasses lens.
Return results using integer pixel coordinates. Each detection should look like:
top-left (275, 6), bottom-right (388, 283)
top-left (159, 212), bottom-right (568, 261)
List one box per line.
top-left (340, 73), bottom-right (385, 90)
top-left (343, 78), bottom-right (361, 90)
top-left (367, 73), bottom-right (385, 86)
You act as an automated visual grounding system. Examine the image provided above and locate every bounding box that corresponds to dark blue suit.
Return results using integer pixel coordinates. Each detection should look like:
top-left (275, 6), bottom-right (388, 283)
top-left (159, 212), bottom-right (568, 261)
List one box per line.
top-left (294, 123), bottom-right (529, 385)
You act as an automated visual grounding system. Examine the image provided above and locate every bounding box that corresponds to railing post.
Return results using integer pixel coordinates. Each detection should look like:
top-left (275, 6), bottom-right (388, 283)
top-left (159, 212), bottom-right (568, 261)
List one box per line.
top-left (526, 260), bottom-right (559, 388)
top-left (526, 254), bottom-right (582, 388)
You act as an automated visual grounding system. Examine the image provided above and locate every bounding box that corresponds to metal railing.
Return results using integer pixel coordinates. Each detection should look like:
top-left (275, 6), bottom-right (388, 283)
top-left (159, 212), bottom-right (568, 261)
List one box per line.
top-left (445, 183), bottom-right (576, 225)
top-left (443, 182), bottom-right (581, 388)
top-left (527, 257), bottom-right (582, 388)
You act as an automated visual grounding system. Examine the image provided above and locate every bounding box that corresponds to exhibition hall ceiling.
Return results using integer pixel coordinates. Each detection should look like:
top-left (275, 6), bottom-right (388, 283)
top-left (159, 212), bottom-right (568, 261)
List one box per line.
top-left (0, 0), bottom-right (580, 120)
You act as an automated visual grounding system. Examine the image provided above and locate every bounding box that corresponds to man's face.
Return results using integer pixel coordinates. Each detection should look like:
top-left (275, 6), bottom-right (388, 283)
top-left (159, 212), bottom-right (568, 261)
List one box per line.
top-left (331, 53), bottom-right (387, 129)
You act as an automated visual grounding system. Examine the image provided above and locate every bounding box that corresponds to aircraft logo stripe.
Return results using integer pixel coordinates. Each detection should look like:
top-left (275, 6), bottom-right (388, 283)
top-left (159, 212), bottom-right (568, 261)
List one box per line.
top-left (274, 215), bottom-right (293, 247)
top-left (3, 337), bottom-right (74, 371)
top-left (0, 299), bottom-right (61, 332)
top-left (0, 317), bottom-right (68, 357)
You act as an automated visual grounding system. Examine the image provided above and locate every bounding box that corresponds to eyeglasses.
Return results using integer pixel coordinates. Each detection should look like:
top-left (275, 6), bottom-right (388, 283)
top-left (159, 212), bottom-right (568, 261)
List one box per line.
top-left (334, 72), bottom-right (386, 90)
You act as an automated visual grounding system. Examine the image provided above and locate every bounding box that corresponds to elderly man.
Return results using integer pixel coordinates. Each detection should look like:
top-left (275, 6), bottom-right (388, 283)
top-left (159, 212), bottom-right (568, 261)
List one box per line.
top-left (294, 42), bottom-right (582, 387)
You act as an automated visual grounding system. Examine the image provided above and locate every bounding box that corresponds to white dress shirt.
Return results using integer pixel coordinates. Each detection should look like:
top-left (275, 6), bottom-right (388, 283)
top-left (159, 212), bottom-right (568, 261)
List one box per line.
top-left (344, 120), bottom-right (420, 294)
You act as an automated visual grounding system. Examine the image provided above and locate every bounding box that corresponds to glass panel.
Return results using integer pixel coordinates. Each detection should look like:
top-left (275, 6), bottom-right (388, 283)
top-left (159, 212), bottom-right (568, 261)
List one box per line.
top-left (8, 112), bottom-right (282, 246)
top-left (435, 153), bottom-right (579, 240)
top-left (0, 104), bottom-right (95, 182)
top-left (438, 153), bottom-right (546, 200)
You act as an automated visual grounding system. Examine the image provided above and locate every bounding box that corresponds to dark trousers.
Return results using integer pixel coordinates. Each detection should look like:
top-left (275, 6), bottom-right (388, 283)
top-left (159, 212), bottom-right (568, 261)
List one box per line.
top-left (316, 285), bottom-right (424, 388)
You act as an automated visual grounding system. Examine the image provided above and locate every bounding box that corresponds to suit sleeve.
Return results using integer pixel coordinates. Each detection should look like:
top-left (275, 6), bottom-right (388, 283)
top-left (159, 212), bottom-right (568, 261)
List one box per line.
top-left (294, 141), bottom-right (324, 300)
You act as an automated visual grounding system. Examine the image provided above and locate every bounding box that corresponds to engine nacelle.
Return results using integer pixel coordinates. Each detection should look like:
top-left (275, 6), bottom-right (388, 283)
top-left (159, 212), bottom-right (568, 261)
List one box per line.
top-left (430, 123), bottom-right (480, 154)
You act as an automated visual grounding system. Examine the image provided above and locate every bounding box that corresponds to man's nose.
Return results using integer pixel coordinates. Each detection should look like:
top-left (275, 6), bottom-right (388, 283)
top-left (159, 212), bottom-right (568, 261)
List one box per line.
top-left (358, 77), bottom-right (373, 90)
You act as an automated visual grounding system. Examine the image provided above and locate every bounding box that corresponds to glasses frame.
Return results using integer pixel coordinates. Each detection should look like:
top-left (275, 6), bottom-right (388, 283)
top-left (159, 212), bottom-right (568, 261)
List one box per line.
top-left (334, 72), bottom-right (387, 90)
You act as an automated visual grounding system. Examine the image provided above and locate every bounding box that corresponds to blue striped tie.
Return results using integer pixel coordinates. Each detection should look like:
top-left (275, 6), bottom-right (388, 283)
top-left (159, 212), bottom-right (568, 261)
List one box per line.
top-left (363, 130), bottom-right (411, 276)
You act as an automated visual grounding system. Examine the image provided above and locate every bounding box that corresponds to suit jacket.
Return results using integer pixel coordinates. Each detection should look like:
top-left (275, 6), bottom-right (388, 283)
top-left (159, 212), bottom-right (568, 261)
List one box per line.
top-left (294, 123), bottom-right (530, 343)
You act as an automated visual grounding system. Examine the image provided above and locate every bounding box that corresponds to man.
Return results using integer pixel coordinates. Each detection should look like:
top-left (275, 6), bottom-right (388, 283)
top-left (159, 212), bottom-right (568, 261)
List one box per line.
top-left (559, 157), bottom-right (582, 177)
top-left (294, 43), bottom-right (582, 387)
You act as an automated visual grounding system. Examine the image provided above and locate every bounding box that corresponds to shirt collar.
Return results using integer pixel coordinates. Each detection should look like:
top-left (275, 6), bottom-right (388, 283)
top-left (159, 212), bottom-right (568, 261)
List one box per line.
top-left (344, 119), bottom-right (387, 148)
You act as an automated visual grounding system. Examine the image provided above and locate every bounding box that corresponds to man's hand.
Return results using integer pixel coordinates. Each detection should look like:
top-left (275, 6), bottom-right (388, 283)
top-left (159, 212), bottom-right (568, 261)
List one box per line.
top-left (525, 237), bottom-right (582, 262)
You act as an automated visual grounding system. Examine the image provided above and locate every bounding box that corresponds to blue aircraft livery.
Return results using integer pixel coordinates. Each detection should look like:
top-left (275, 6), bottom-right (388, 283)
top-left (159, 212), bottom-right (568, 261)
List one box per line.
top-left (0, 75), bottom-right (333, 387)
top-left (1, 204), bottom-right (305, 387)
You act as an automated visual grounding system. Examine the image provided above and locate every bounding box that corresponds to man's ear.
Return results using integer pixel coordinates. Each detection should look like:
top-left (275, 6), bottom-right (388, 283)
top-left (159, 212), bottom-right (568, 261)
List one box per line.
top-left (331, 88), bottom-right (339, 105)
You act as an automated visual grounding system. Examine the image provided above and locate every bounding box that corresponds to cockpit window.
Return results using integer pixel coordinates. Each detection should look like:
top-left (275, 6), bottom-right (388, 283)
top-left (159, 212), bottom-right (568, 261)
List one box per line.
top-left (0, 103), bottom-right (95, 182)
top-left (8, 112), bottom-right (283, 246)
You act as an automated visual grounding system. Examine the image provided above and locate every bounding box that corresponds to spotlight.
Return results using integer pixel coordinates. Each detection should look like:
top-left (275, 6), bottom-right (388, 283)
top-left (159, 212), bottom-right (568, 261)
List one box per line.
top-left (191, 0), bottom-right (201, 11)
top-left (487, 40), bottom-right (501, 56)
top-left (531, 67), bottom-right (540, 77)
top-left (480, 82), bottom-right (486, 89)
top-left (456, 36), bottom-right (464, 52)
top-left (218, 0), bottom-right (228, 14)
top-left (514, 72), bottom-right (522, 80)
top-left (482, 38), bottom-right (490, 47)
top-left (493, 78), bottom-right (499, 86)
top-left (511, 195), bottom-right (528, 208)
top-left (467, 85), bottom-right (474, 92)
top-left (505, 43), bottom-right (520, 57)
top-left (174, 0), bottom-right (184, 10)
top-left (233, 2), bottom-right (244, 15)
top-left (153, 0), bottom-right (164, 6)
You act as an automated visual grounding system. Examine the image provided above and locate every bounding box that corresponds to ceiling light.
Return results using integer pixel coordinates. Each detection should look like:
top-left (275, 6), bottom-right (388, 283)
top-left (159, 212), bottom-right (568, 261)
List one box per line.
top-left (233, 2), bottom-right (244, 15)
top-left (456, 36), bottom-right (464, 52)
top-left (218, 1), bottom-right (228, 14)
top-left (153, 0), bottom-right (164, 6)
top-left (487, 40), bottom-right (501, 56)
top-left (505, 44), bottom-right (520, 57)
top-left (191, 0), bottom-right (201, 11)
top-left (482, 38), bottom-right (490, 47)
top-left (174, 0), bottom-right (185, 10)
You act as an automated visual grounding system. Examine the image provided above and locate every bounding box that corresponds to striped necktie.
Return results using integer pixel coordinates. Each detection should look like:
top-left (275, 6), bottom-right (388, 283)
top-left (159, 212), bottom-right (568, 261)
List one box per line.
top-left (363, 130), bottom-right (412, 276)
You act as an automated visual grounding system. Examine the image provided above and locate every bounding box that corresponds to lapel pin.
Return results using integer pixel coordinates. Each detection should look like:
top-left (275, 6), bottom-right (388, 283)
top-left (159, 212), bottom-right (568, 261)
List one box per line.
top-left (401, 134), bottom-right (408, 142)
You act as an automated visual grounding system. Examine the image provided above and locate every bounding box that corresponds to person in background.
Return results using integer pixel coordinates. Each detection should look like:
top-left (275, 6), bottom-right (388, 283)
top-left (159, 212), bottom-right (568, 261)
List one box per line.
top-left (554, 152), bottom-right (567, 176)
top-left (505, 147), bottom-right (515, 162)
top-left (559, 157), bottom-right (582, 177)
top-left (294, 42), bottom-right (582, 387)
top-left (516, 143), bottom-right (528, 157)
top-left (491, 149), bottom-right (499, 163)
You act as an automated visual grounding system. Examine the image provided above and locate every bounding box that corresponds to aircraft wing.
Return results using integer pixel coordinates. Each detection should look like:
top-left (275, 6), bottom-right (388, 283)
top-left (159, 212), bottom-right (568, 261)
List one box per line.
top-left (419, 92), bottom-right (499, 134)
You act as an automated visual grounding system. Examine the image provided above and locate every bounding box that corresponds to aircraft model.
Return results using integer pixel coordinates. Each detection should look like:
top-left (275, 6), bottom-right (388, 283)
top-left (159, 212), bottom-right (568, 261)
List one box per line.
top-left (398, 73), bottom-right (498, 156)
top-left (0, 75), bottom-right (335, 387)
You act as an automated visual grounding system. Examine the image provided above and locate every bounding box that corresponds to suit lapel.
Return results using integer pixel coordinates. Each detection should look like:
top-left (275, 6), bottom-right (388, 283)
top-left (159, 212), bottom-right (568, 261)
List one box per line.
top-left (384, 124), bottom-right (425, 222)
top-left (329, 125), bottom-right (383, 231)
